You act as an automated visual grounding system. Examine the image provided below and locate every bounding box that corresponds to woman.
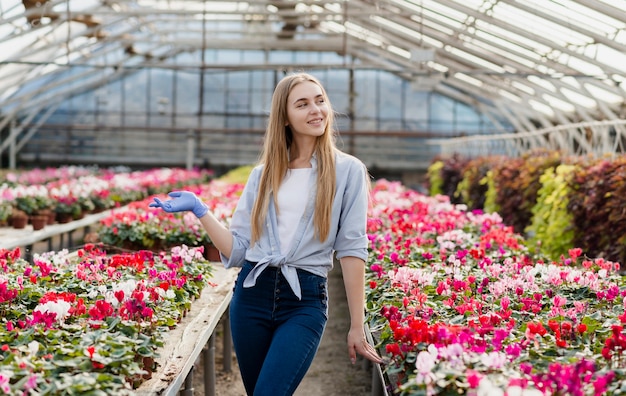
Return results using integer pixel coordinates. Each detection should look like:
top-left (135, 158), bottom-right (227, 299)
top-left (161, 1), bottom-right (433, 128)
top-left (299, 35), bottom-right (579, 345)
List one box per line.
top-left (150, 72), bottom-right (383, 395)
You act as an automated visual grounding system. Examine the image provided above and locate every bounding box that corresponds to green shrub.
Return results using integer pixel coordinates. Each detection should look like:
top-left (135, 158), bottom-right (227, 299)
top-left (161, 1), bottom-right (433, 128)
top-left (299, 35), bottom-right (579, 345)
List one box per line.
top-left (482, 170), bottom-right (500, 214)
top-left (426, 160), bottom-right (444, 196)
top-left (525, 164), bottom-right (576, 259)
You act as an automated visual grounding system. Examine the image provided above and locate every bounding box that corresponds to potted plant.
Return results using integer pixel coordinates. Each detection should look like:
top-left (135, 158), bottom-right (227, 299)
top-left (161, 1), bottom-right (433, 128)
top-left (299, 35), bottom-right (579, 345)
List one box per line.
top-left (54, 196), bottom-right (82, 223)
top-left (13, 196), bottom-right (38, 216)
top-left (9, 208), bottom-right (28, 229)
top-left (0, 201), bottom-right (12, 227)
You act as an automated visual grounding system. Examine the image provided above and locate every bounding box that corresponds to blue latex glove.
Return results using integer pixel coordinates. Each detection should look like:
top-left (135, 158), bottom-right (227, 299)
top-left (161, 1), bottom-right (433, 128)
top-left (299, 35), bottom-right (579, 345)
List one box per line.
top-left (149, 191), bottom-right (209, 218)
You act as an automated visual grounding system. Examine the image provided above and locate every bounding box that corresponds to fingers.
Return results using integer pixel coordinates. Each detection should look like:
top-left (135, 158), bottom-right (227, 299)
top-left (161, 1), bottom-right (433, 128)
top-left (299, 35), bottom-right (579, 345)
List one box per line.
top-left (168, 191), bottom-right (182, 198)
top-left (350, 338), bottom-right (384, 365)
top-left (149, 197), bottom-right (176, 212)
top-left (348, 345), bottom-right (357, 364)
top-left (149, 198), bottom-right (164, 208)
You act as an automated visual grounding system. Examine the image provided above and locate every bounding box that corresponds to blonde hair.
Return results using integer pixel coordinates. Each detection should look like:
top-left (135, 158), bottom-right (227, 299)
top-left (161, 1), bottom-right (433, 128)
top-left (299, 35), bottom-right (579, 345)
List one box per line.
top-left (250, 73), bottom-right (337, 244)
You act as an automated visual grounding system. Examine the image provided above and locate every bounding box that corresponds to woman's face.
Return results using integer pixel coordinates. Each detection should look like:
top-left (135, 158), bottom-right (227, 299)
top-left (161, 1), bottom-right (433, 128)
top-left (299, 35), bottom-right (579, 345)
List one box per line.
top-left (285, 81), bottom-right (328, 139)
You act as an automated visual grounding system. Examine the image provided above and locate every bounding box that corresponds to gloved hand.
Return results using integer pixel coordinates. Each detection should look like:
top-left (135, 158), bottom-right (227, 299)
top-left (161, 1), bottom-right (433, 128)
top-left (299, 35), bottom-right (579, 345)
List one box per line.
top-left (149, 191), bottom-right (209, 218)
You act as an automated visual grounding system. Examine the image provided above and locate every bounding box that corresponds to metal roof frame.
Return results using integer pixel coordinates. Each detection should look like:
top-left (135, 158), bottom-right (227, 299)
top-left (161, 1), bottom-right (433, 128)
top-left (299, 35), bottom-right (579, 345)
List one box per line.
top-left (1, 0), bottom-right (626, 136)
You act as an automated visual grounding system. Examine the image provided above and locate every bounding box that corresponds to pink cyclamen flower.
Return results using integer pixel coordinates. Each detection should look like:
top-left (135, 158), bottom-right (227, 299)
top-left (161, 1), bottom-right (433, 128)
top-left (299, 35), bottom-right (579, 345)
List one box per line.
top-left (0, 373), bottom-right (10, 393)
top-left (414, 344), bottom-right (438, 385)
top-left (466, 370), bottom-right (481, 388)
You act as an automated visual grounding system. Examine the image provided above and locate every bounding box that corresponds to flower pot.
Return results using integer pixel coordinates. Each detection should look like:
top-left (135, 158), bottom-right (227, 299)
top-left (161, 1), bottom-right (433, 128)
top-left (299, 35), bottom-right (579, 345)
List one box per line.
top-left (204, 243), bottom-right (221, 262)
top-left (142, 356), bottom-right (155, 380)
top-left (30, 215), bottom-right (47, 231)
top-left (56, 212), bottom-right (73, 224)
top-left (10, 215), bottom-right (28, 229)
top-left (47, 211), bottom-right (56, 225)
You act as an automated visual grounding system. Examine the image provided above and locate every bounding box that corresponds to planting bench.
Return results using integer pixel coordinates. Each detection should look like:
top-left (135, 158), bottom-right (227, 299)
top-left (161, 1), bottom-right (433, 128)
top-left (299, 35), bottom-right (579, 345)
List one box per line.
top-left (0, 216), bottom-right (239, 396)
top-left (136, 263), bottom-right (239, 396)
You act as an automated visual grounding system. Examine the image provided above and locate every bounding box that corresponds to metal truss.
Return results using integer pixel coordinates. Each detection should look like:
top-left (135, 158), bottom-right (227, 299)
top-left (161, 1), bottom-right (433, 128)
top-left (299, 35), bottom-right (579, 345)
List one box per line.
top-left (1, 0), bottom-right (626, 141)
top-left (431, 119), bottom-right (626, 158)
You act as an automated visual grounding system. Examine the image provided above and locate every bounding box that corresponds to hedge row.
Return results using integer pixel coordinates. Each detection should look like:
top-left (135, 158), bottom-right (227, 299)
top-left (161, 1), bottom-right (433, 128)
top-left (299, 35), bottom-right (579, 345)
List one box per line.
top-left (426, 150), bottom-right (626, 265)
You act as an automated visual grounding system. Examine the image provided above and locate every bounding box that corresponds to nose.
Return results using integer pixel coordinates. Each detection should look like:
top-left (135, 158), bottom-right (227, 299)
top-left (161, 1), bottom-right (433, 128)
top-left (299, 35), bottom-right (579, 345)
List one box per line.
top-left (310, 103), bottom-right (322, 113)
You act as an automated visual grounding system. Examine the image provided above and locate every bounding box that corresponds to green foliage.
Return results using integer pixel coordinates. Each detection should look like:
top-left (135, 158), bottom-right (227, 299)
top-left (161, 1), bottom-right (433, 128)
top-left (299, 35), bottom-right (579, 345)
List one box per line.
top-left (440, 155), bottom-right (470, 204)
top-left (219, 165), bottom-right (254, 184)
top-left (455, 156), bottom-right (504, 210)
top-left (568, 156), bottom-right (626, 265)
top-left (365, 179), bottom-right (626, 395)
top-left (525, 164), bottom-right (576, 259)
top-left (482, 170), bottom-right (500, 214)
top-left (98, 214), bottom-right (209, 252)
top-left (0, 201), bottom-right (12, 222)
top-left (490, 150), bottom-right (561, 233)
top-left (0, 245), bottom-right (213, 395)
top-left (426, 160), bottom-right (444, 196)
top-left (13, 196), bottom-right (39, 215)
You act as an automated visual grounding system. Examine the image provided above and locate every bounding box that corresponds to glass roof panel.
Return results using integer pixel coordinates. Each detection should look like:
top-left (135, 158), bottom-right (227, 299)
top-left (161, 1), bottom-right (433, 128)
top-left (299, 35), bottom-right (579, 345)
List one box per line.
top-left (1, 0), bottom-right (626, 129)
top-left (531, 0), bottom-right (623, 35)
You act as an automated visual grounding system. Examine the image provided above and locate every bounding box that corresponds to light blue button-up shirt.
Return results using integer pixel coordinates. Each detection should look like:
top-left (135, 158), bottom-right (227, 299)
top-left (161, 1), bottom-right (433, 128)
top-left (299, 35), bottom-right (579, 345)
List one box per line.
top-left (221, 151), bottom-right (370, 299)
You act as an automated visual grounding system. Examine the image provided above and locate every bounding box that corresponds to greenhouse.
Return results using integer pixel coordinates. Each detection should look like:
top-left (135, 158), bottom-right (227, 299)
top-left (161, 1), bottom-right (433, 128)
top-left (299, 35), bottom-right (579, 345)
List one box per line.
top-left (2, 1), bottom-right (626, 395)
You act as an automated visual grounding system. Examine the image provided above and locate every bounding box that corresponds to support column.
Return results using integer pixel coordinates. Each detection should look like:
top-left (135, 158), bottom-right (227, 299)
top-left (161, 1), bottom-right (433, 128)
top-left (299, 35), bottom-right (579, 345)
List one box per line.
top-left (9, 120), bottom-right (17, 169)
top-left (222, 312), bottom-right (232, 373)
top-left (186, 130), bottom-right (195, 170)
top-left (204, 335), bottom-right (216, 396)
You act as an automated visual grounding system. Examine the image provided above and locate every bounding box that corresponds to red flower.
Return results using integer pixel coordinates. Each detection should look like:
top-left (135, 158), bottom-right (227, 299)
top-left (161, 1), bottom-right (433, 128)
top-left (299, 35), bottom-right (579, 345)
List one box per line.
top-left (568, 248), bottom-right (582, 260)
top-left (73, 298), bottom-right (87, 316)
top-left (114, 290), bottom-right (125, 303)
top-left (548, 320), bottom-right (560, 333)
top-left (88, 300), bottom-right (114, 321)
top-left (86, 346), bottom-right (105, 369)
top-left (385, 343), bottom-right (402, 357)
top-left (527, 321), bottom-right (547, 337)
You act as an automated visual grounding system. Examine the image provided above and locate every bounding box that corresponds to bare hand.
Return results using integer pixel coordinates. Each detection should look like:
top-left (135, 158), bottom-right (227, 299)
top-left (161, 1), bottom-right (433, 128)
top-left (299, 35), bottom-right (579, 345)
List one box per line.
top-left (347, 328), bottom-right (384, 365)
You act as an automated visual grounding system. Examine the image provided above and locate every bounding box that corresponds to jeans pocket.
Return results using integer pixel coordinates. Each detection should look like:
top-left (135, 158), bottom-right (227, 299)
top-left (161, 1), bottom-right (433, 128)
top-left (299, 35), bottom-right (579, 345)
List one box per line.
top-left (319, 282), bottom-right (328, 319)
top-left (233, 261), bottom-right (254, 292)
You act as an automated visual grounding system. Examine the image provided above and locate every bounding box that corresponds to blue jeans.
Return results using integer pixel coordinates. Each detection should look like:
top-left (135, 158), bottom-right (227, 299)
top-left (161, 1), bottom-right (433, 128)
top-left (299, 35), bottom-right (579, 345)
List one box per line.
top-left (229, 261), bottom-right (329, 396)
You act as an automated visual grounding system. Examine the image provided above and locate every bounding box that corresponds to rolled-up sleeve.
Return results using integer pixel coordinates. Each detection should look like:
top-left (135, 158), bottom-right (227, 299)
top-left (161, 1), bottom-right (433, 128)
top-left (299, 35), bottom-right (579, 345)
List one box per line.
top-left (221, 166), bottom-right (261, 268)
top-left (333, 159), bottom-right (370, 261)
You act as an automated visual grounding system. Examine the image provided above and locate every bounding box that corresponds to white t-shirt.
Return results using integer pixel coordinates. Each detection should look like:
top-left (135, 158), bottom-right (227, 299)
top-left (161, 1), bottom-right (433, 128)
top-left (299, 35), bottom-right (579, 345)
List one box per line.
top-left (277, 168), bottom-right (312, 255)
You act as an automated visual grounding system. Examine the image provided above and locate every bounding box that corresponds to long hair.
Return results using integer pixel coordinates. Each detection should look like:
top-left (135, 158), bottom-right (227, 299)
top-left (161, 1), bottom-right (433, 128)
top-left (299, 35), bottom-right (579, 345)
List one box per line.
top-left (250, 73), bottom-right (337, 245)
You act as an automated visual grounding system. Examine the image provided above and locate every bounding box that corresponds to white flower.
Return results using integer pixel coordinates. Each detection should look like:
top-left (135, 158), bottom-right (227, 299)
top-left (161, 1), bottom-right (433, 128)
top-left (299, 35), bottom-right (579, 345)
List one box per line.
top-left (88, 284), bottom-right (108, 300)
top-left (28, 341), bottom-right (39, 356)
top-left (480, 351), bottom-right (507, 369)
top-left (108, 279), bottom-right (137, 305)
top-left (438, 343), bottom-right (465, 368)
top-left (156, 288), bottom-right (176, 299)
top-left (34, 300), bottom-right (72, 322)
top-left (506, 386), bottom-right (544, 396)
top-left (477, 377), bottom-right (504, 396)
